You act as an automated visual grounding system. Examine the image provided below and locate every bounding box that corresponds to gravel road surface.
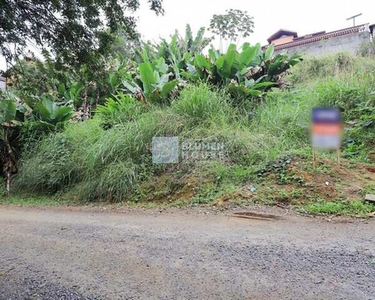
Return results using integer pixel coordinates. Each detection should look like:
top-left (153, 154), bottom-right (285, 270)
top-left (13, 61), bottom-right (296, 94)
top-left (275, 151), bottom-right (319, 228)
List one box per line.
top-left (0, 206), bottom-right (374, 299)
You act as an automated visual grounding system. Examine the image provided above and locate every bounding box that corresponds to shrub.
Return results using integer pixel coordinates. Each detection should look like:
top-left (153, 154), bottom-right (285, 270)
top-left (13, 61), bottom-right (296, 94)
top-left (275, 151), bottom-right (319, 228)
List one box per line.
top-left (95, 93), bottom-right (143, 128)
top-left (172, 84), bottom-right (233, 126)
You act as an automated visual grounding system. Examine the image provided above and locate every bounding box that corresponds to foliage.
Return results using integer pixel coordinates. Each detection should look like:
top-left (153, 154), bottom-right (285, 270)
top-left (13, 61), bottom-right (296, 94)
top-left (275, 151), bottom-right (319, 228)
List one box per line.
top-left (183, 43), bottom-right (302, 101)
top-left (121, 26), bottom-right (301, 105)
top-left (123, 60), bottom-right (178, 104)
top-left (33, 97), bottom-right (75, 127)
top-left (358, 40), bottom-right (375, 57)
top-left (5, 23), bottom-right (301, 112)
top-left (135, 25), bottom-right (212, 70)
top-left (300, 200), bottom-right (375, 217)
top-left (209, 9), bottom-right (254, 44)
top-left (0, 91), bottom-right (74, 192)
top-left (96, 93), bottom-right (142, 128)
top-left (13, 84), bottom-right (234, 200)
top-left (321, 76), bottom-right (375, 159)
top-left (122, 25), bottom-right (213, 102)
top-left (288, 52), bottom-right (375, 84)
top-left (5, 51), bottom-right (133, 111)
top-left (9, 52), bottom-right (375, 213)
top-left (14, 81), bottom-right (312, 201)
top-left (0, 0), bottom-right (163, 67)
top-left (295, 55), bottom-right (375, 161)
top-left (172, 83), bottom-right (233, 126)
top-left (0, 92), bottom-right (25, 192)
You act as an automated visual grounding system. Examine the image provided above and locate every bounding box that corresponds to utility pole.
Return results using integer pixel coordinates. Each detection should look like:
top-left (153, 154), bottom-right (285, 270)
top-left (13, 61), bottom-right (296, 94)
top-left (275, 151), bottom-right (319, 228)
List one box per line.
top-left (346, 13), bottom-right (362, 27)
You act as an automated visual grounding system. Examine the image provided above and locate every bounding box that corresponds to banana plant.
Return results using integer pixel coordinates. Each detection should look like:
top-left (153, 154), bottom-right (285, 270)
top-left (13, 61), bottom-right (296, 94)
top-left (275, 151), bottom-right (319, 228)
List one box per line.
top-left (0, 93), bottom-right (75, 193)
top-left (133, 24), bottom-right (211, 80)
top-left (33, 96), bottom-right (75, 128)
top-left (122, 60), bottom-right (178, 104)
top-left (182, 43), bottom-right (302, 99)
top-left (0, 97), bottom-right (24, 193)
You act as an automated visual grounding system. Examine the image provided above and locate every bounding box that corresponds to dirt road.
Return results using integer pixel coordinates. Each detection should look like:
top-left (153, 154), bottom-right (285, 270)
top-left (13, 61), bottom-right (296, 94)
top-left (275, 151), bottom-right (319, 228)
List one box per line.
top-left (0, 206), bottom-right (374, 300)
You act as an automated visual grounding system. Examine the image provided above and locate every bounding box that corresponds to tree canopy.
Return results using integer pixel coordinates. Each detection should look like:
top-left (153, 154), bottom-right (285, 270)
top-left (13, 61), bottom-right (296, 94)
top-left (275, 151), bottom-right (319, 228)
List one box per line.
top-left (0, 0), bottom-right (164, 67)
top-left (209, 9), bottom-right (254, 44)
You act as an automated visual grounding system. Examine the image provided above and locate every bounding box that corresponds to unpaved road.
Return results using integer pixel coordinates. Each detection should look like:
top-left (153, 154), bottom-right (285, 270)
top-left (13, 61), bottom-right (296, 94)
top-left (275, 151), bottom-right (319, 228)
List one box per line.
top-left (0, 206), bottom-right (374, 300)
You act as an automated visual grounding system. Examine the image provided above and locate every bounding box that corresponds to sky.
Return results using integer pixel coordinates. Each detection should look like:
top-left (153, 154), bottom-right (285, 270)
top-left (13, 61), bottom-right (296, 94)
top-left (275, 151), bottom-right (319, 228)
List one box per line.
top-left (137, 0), bottom-right (374, 44)
top-left (1, 0), bottom-right (374, 71)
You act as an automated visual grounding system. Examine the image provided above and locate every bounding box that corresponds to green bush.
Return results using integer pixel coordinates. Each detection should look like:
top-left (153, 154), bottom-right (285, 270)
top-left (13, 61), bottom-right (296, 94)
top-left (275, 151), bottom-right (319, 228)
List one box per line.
top-left (14, 83), bottom-right (248, 200)
top-left (95, 93), bottom-right (143, 128)
top-left (172, 84), bottom-right (233, 126)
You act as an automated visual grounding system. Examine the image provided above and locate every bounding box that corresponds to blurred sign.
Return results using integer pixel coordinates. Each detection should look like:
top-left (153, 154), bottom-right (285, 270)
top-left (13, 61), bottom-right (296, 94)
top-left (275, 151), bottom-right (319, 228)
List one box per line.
top-left (311, 108), bottom-right (341, 149)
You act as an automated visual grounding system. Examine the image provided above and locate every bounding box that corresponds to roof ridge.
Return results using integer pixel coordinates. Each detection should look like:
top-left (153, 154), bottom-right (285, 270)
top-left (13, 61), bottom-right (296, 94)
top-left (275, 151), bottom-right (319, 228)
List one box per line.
top-left (274, 23), bottom-right (369, 51)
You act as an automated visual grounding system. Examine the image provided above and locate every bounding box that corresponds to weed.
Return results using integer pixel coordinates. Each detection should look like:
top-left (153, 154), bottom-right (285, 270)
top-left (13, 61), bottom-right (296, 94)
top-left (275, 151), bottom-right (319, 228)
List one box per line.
top-left (298, 200), bottom-right (375, 217)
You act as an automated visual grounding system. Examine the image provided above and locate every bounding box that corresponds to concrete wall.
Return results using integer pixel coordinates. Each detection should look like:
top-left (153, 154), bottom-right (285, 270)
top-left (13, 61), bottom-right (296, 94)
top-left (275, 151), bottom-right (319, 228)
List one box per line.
top-left (275, 31), bottom-right (371, 56)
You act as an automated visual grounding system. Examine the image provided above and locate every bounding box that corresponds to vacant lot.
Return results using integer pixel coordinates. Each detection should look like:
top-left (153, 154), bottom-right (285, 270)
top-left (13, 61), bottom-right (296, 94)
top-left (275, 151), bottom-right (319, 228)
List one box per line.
top-left (0, 206), bottom-right (374, 299)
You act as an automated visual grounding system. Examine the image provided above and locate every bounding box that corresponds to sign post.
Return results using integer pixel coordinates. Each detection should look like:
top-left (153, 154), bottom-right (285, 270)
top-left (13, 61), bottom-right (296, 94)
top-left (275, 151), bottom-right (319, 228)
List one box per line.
top-left (311, 108), bottom-right (341, 168)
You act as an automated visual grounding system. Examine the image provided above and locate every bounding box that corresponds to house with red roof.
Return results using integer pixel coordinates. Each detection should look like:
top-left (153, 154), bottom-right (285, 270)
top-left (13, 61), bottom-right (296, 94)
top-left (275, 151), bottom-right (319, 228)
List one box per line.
top-left (265, 23), bottom-right (374, 56)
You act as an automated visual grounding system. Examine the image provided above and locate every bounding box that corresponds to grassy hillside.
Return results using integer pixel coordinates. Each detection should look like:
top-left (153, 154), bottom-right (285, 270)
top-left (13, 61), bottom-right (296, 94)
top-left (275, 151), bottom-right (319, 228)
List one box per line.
top-left (5, 53), bottom-right (375, 216)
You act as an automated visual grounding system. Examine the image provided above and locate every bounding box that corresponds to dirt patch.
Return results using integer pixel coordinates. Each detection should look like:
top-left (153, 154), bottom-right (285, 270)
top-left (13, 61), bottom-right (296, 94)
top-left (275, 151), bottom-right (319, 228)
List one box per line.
top-left (220, 157), bottom-right (375, 208)
top-left (130, 155), bottom-right (375, 210)
top-left (134, 170), bottom-right (209, 204)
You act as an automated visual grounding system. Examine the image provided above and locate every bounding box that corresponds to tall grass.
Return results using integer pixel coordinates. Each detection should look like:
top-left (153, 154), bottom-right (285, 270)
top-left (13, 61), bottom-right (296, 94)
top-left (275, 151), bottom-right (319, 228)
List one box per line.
top-left (289, 52), bottom-right (375, 84)
top-left (15, 83), bottom-right (246, 201)
top-left (172, 84), bottom-right (234, 126)
top-left (14, 54), bottom-right (375, 202)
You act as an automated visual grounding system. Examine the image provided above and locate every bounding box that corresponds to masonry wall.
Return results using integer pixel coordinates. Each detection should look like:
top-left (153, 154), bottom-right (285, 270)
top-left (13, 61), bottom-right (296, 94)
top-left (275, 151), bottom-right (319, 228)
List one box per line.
top-left (275, 31), bottom-right (371, 56)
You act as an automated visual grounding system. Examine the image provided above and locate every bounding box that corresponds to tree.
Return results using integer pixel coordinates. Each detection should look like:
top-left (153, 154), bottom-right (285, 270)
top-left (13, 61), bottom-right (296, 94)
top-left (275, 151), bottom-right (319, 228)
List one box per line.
top-left (0, 92), bottom-right (74, 193)
top-left (0, 0), bottom-right (164, 68)
top-left (209, 9), bottom-right (254, 52)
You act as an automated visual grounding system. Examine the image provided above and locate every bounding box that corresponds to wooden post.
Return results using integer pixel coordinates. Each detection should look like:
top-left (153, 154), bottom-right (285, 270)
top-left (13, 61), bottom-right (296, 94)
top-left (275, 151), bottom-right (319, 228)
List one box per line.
top-left (313, 147), bottom-right (317, 168)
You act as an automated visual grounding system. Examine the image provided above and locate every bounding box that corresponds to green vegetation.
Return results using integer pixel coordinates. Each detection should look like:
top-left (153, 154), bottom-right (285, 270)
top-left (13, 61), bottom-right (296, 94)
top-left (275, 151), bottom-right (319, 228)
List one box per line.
top-left (0, 192), bottom-right (76, 207)
top-left (299, 200), bottom-right (375, 217)
top-left (1, 0), bottom-right (163, 66)
top-left (1, 26), bottom-right (301, 195)
top-left (1, 9), bottom-right (375, 219)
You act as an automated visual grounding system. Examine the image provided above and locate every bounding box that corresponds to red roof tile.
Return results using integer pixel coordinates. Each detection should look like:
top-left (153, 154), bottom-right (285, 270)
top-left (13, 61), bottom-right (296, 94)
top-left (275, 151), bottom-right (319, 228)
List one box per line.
top-left (272, 24), bottom-right (369, 51)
